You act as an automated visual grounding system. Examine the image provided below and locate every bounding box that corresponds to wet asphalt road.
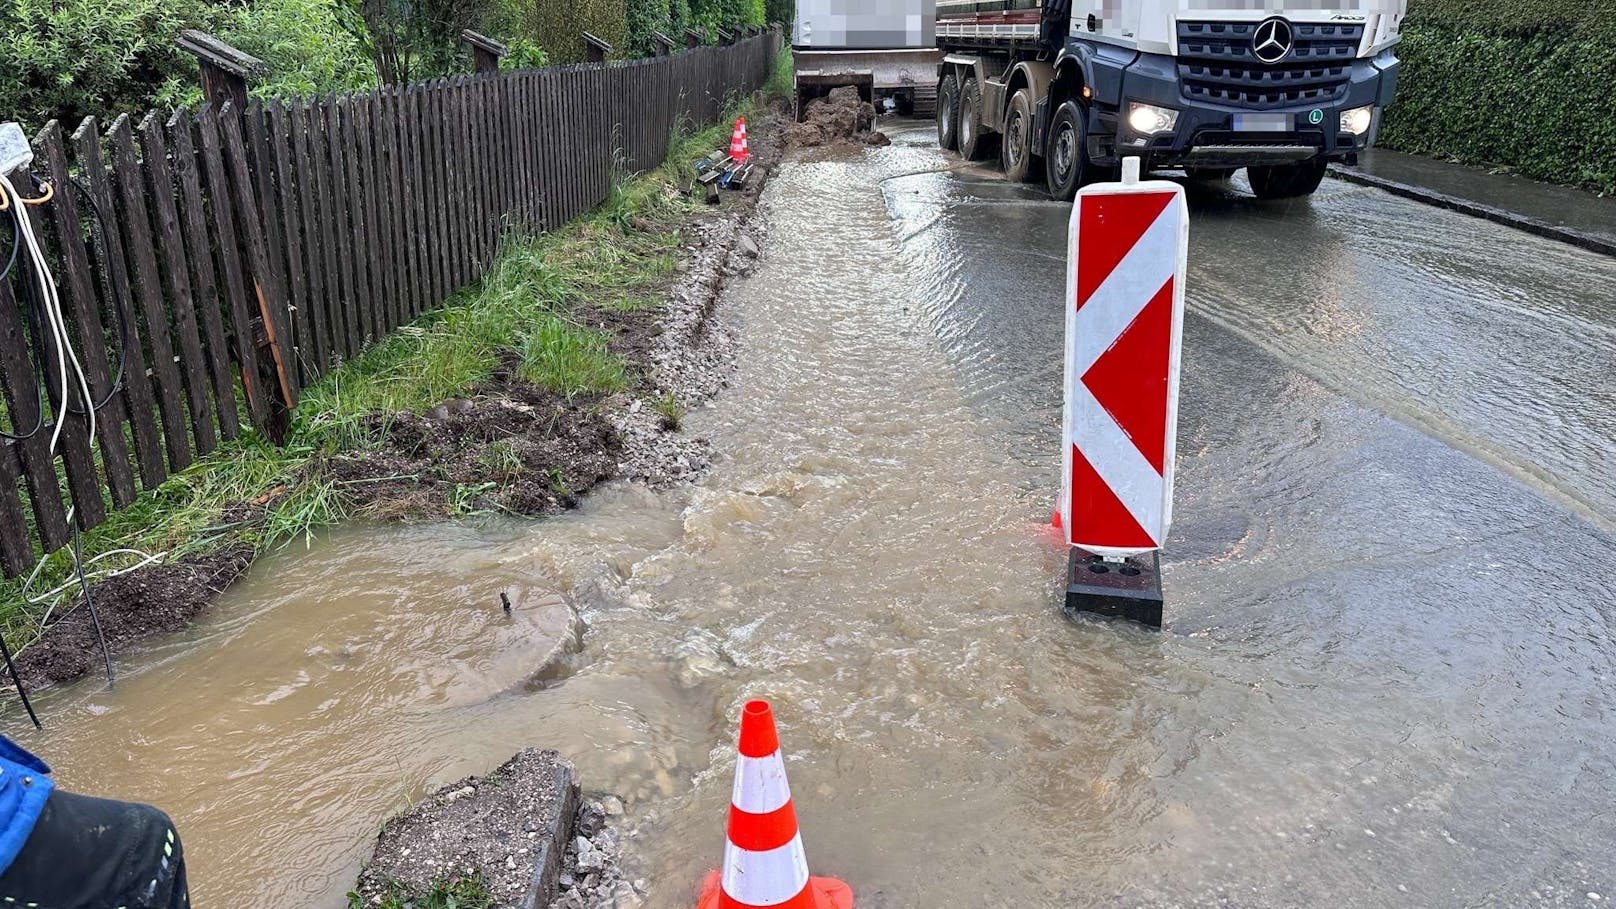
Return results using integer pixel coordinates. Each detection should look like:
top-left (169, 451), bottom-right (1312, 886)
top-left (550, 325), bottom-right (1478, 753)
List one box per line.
top-left (878, 120), bottom-right (1616, 903)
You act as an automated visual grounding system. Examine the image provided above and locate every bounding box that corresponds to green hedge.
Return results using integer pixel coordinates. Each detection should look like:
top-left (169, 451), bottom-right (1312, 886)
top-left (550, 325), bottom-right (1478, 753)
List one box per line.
top-left (1379, 5), bottom-right (1616, 193)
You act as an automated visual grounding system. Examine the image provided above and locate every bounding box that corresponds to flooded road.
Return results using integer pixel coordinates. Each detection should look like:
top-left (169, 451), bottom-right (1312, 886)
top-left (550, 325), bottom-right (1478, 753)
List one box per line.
top-left (15, 123), bottom-right (1616, 908)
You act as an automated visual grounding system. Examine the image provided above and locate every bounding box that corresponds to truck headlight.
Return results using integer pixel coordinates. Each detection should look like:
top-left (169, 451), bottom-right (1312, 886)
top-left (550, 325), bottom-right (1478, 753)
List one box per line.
top-left (1340, 105), bottom-right (1375, 136)
top-left (1127, 102), bottom-right (1179, 135)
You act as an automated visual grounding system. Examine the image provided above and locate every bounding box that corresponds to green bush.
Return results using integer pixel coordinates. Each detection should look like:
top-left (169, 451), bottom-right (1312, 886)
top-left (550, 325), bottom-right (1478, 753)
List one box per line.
top-left (217, 0), bottom-right (378, 102)
top-left (1379, 11), bottom-right (1616, 194)
top-left (0, 0), bottom-right (223, 129)
top-left (0, 0), bottom-right (378, 130)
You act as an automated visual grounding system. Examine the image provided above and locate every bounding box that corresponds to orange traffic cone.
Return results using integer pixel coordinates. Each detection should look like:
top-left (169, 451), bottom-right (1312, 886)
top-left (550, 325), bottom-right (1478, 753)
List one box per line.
top-left (729, 117), bottom-right (750, 165)
top-left (697, 700), bottom-right (854, 909)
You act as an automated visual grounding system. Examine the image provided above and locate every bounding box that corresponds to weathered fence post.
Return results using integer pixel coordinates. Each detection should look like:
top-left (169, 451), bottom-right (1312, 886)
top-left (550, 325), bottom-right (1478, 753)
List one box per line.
top-left (177, 30), bottom-right (264, 111)
top-left (717, 27), bottom-right (737, 46)
top-left (652, 32), bottom-right (676, 57)
top-left (686, 28), bottom-right (706, 49)
top-left (583, 32), bottom-right (612, 64)
top-left (461, 30), bottom-right (508, 75)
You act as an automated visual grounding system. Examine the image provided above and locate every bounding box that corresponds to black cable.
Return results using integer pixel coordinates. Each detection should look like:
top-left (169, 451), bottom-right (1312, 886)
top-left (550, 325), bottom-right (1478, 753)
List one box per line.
top-left (0, 632), bottom-right (40, 730)
top-left (72, 518), bottom-right (115, 687)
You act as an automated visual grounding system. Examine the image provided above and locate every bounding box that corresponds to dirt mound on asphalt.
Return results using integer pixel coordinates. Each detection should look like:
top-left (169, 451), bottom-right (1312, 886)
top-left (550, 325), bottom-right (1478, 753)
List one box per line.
top-left (787, 85), bottom-right (889, 148)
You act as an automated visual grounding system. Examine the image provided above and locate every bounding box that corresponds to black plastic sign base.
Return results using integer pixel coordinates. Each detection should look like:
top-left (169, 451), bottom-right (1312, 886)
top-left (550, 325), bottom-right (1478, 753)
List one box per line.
top-left (1065, 549), bottom-right (1163, 628)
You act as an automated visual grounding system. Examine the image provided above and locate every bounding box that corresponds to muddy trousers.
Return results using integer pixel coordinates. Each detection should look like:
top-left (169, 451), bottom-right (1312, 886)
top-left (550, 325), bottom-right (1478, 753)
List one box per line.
top-left (0, 790), bottom-right (189, 909)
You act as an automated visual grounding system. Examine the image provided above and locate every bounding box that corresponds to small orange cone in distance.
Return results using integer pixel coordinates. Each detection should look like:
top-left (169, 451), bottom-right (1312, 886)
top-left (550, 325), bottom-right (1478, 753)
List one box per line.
top-left (697, 700), bottom-right (854, 909)
top-left (729, 117), bottom-right (750, 164)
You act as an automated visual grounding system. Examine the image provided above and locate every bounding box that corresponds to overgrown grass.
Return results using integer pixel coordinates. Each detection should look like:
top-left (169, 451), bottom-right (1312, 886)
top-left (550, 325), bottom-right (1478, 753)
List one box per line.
top-left (0, 101), bottom-right (756, 646)
top-left (349, 875), bottom-right (494, 909)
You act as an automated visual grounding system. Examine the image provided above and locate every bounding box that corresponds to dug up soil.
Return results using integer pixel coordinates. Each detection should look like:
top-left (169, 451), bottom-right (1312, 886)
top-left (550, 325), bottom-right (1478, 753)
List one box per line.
top-left (787, 85), bottom-right (891, 148)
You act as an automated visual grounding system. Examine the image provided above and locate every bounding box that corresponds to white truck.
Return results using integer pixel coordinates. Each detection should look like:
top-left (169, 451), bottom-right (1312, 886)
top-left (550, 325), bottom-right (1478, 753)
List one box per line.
top-left (934, 0), bottom-right (1406, 199)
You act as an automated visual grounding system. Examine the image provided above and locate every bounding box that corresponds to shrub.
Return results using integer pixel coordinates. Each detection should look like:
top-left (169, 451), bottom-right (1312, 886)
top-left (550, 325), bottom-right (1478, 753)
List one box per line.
top-left (0, 0), bottom-right (223, 129)
top-left (1379, 8), bottom-right (1616, 194)
top-left (0, 0), bottom-right (379, 129)
top-left (217, 0), bottom-right (378, 102)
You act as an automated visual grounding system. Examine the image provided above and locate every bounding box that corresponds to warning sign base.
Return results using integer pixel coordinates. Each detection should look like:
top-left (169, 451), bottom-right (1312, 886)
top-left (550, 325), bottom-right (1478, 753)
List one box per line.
top-left (1064, 549), bottom-right (1163, 628)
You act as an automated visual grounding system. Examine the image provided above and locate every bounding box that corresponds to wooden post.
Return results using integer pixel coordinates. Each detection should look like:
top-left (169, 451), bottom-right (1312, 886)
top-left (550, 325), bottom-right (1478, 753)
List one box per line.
top-left (685, 28), bottom-right (705, 49)
top-left (177, 30), bottom-right (265, 111)
top-left (652, 31), bottom-right (676, 57)
top-left (461, 30), bottom-right (508, 75)
top-left (717, 27), bottom-right (737, 46)
top-left (583, 31), bottom-right (612, 64)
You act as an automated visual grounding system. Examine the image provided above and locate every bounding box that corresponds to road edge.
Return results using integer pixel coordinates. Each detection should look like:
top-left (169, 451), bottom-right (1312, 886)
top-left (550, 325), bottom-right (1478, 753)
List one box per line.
top-left (1328, 165), bottom-right (1616, 258)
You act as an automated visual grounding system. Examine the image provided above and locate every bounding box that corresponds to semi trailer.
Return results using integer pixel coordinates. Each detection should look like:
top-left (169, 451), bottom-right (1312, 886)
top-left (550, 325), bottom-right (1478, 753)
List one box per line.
top-left (934, 0), bottom-right (1405, 199)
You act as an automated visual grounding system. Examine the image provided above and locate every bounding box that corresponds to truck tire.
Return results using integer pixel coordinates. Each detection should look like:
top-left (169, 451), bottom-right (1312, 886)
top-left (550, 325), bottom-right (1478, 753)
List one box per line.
top-left (937, 73), bottom-right (961, 151)
top-left (1002, 88), bottom-right (1038, 184)
top-left (1247, 160), bottom-right (1328, 200)
top-left (1044, 100), bottom-right (1090, 201)
top-left (959, 79), bottom-right (995, 161)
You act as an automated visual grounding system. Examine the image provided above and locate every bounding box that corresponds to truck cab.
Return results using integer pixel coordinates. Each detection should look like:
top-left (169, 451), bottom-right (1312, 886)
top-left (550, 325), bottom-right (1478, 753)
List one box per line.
top-left (936, 0), bottom-right (1405, 200)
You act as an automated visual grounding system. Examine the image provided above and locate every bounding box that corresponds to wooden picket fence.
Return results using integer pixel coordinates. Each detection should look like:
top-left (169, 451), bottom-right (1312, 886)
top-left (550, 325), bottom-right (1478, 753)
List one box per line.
top-left (0, 32), bottom-right (780, 576)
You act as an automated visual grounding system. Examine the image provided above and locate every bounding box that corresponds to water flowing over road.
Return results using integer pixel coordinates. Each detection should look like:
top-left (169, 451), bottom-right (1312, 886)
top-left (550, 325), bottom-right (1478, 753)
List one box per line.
top-left (17, 123), bottom-right (1616, 908)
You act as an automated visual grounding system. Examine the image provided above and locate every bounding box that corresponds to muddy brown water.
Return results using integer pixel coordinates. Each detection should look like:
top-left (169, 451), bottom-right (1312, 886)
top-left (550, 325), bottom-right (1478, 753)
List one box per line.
top-left (14, 128), bottom-right (1616, 908)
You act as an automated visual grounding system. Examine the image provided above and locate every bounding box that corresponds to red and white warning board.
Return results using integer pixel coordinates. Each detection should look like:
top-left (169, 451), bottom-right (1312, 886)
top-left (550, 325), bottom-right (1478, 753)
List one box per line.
top-left (1060, 162), bottom-right (1188, 559)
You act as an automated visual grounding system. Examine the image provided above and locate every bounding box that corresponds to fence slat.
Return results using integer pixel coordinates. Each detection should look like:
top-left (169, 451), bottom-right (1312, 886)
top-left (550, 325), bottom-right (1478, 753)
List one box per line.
top-left (137, 112), bottom-right (218, 457)
top-left (385, 86), bottom-right (411, 330)
top-left (266, 101), bottom-right (314, 385)
top-left (406, 86), bottom-right (430, 318)
top-left (110, 115), bottom-right (194, 472)
top-left (197, 106), bottom-right (272, 434)
top-left (37, 122), bottom-right (139, 507)
top-left (0, 443), bottom-right (31, 574)
top-left (451, 77), bottom-right (471, 289)
top-left (0, 261), bottom-right (71, 552)
top-left (420, 84), bottom-right (443, 307)
top-left (466, 77), bottom-right (488, 272)
top-left (74, 119), bottom-right (166, 489)
top-left (245, 102), bottom-right (299, 404)
top-left (323, 98), bottom-right (359, 360)
top-left (169, 111), bottom-right (241, 440)
top-left (219, 104), bottom-right (298, 436)
top-left (369, 90), bottom-right (399, 336)
top-left (290, 101), bottom-right (331, 372)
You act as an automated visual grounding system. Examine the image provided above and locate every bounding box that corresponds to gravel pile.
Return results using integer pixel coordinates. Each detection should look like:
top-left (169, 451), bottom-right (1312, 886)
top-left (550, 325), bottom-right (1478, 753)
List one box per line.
top-left (552, 796), bottom-right (647, 909)
top-left (609, 118), bottom-right (778, 489)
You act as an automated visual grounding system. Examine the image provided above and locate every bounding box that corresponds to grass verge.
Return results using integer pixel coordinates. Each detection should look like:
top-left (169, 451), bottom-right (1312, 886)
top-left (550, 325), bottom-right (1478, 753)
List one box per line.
top-left (0, 101), bottom-right (759, 649)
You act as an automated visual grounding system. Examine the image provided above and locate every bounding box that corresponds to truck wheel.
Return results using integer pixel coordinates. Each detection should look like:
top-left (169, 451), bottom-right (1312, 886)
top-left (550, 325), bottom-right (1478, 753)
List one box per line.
top-left (959, 79), bottom-right (995, 161)
top-left (1247, 160), bottom-right (1328, 200)
top-left (937, 73), bottom-right (961, 151)
top-left (1044, 99), bottom-right (1090, 201)
top-left (1002, 88), bottom-right (1038, 183)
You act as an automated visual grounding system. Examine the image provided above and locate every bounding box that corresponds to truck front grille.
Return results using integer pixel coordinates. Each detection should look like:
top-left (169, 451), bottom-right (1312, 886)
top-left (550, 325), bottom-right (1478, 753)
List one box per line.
top-left (1176, 20), bottom-right (1362, 110)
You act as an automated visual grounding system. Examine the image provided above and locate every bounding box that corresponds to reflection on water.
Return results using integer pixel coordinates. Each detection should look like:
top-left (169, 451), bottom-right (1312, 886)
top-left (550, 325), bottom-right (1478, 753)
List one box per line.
top-left (15, 130), bottom-right (1616, 908)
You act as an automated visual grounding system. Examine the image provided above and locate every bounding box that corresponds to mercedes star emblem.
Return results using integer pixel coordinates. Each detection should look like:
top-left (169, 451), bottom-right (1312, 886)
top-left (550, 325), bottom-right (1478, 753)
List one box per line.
top-left (1252, 17), bottom-right (1294, 65)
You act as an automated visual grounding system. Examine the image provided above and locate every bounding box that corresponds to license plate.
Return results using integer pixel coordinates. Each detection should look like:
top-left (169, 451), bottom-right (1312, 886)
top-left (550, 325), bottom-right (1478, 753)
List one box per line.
top-left (1232, 113), bottom-right (1292, 132)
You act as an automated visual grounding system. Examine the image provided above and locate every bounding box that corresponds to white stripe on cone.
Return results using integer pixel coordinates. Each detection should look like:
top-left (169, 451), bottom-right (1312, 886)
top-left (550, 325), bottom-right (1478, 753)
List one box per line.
top-left (722, 833), bottom-right (811, 906)
top-left (732, 751), bottom-right (791, 814)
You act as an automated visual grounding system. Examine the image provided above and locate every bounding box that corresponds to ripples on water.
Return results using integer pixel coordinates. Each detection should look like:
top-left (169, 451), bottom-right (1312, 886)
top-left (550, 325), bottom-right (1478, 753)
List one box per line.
top-left (20, 130), bottom-right (1616, 908)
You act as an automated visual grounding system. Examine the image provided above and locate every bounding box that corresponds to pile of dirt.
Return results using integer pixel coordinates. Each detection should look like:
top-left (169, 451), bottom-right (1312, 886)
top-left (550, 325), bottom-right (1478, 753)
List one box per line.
top-left (16, 546), bottom-right (252, 688)
top-left (329, 365), bottom-right (620, 519)
top-left (354, 749), bottom-right (579, 909)
top-left (786, 86), bottom-right (890, 148)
